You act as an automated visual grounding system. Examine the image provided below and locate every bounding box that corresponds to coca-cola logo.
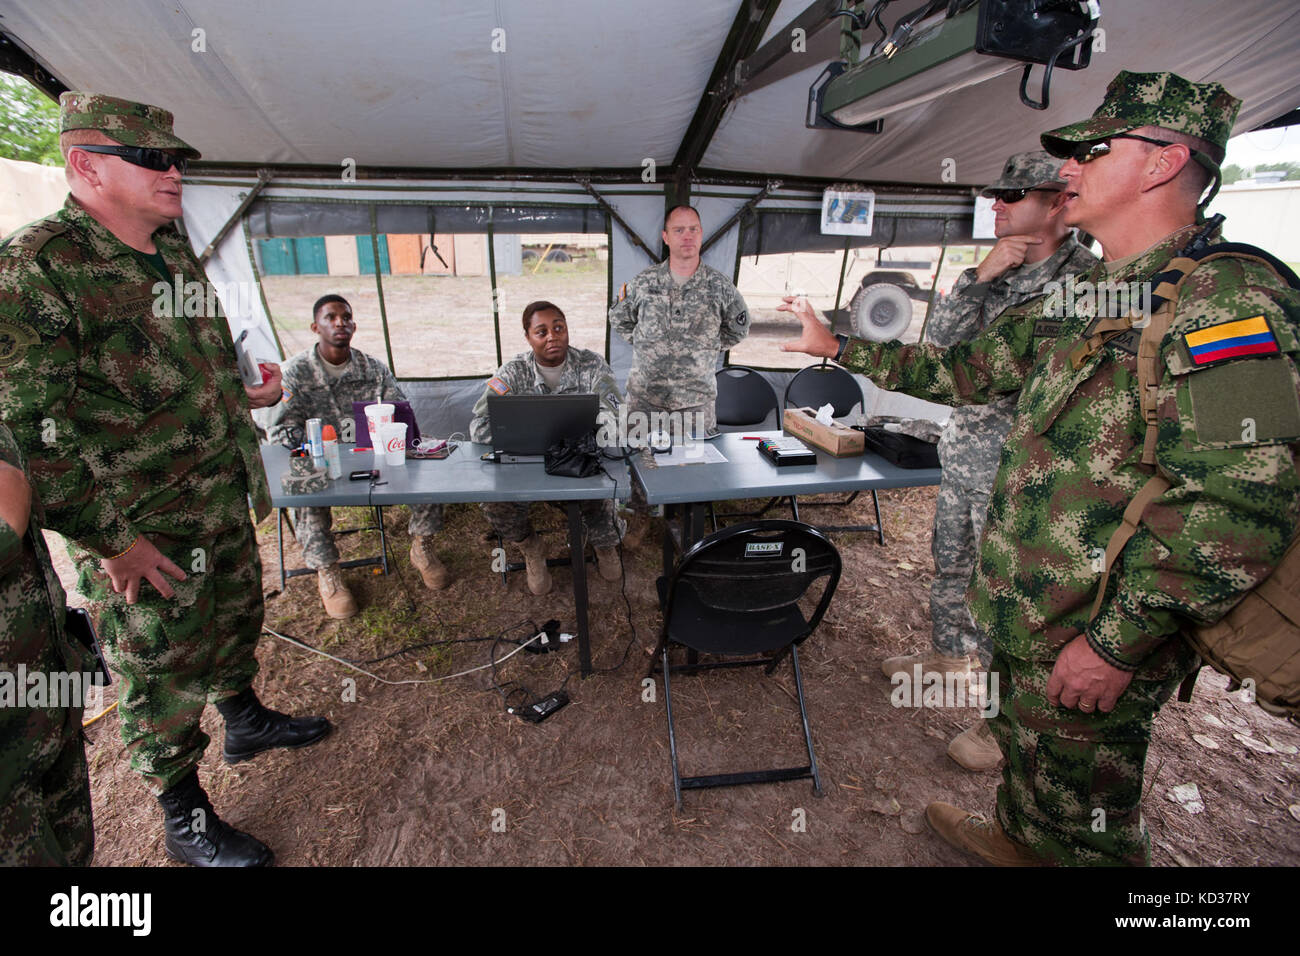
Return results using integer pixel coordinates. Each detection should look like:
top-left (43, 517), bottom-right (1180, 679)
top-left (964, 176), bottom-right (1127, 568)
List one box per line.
top-left (385, 436), bottom-right (405, 452)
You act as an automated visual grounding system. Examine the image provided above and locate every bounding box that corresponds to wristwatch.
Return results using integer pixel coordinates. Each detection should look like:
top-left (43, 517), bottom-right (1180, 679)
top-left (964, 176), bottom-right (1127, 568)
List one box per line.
top-left (833, 333), bottom-right (850, 363)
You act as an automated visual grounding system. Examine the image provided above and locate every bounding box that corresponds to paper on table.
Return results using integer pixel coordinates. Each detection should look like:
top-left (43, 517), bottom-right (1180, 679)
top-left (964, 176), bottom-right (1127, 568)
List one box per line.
top-left (654, 442), bottom-right (729, 467)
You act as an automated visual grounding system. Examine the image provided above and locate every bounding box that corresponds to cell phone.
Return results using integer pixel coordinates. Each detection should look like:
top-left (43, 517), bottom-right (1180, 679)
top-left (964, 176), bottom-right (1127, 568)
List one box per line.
top-left (349, 469), bottom-right (379, 481)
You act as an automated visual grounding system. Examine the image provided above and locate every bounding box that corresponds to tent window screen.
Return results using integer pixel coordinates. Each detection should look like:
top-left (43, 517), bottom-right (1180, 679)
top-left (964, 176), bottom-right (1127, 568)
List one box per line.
top-left (247, 200), bottom-right (609, 379)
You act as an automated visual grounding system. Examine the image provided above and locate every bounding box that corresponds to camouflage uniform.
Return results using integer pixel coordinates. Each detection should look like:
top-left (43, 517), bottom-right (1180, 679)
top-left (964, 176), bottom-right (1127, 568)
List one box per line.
top-left (0, 195), bottom-right (273, 795)
top-left (469, 347), bottom-right (624, 546)
top-left (927, 233), bottom-right (1098, 662)
top-left (265, 345), bottom-right (443, 568)
top-left (609, 260), bottom-right (751, 439)
top-left (0, 424), bottom-right (94, 866)
top-left (840, 201), bottom-right (1300, 862)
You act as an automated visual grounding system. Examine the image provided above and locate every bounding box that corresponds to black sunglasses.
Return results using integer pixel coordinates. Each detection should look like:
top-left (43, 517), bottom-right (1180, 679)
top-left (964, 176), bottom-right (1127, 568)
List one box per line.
top-left (986, 186), bottom-right (1061, 204)
top-left (73, 144), bottom-right (189, 174)
top-left (1066, 132), bottom-right (1187, 164)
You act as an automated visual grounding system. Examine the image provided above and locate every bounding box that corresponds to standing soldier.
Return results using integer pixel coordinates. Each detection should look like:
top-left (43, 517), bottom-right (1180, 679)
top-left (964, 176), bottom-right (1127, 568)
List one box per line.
top-left (883, 151), bottom-right (1098, 772)
top-left (609, 205), bottom-right (750, 542)
top-left (783, 71), bottom-right (1300, 865)
top-left (0, 423), bottom-right (95, 866)
top-left (0, 93), bottom-right (330, 867)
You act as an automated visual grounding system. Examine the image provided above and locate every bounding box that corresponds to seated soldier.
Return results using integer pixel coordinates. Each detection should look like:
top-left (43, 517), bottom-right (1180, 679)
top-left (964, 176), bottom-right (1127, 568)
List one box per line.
top-left (267, 294), bottom-right (449, 618)
top-left (469, 300), bottom-right (624, 594)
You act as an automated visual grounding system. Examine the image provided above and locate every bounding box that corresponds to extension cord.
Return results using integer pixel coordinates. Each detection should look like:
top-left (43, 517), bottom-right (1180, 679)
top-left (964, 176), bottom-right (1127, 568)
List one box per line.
top-left (522, 619), bottom-right (574, 654)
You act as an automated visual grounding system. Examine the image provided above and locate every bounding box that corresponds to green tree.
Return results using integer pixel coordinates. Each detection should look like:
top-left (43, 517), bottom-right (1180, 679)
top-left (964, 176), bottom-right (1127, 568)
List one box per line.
top-left (0, 74), bottom-right (62, 166)
top-left (1222, 163), bottom-right (1245, 185)
top-left (1256, 161), bottom-right (1300, 181)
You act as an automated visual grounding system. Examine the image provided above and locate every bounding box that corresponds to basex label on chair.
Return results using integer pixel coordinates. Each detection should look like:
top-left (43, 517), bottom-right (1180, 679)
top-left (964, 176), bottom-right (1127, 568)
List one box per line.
top-left (744, 542), bottom-right (784, 557)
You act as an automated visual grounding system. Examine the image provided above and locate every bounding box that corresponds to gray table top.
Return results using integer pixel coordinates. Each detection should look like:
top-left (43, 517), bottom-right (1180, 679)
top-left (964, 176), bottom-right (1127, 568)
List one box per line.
top-left (631, 430), bottom-right (941, 505)
top-left (263, 442), bottom-right (631, 508)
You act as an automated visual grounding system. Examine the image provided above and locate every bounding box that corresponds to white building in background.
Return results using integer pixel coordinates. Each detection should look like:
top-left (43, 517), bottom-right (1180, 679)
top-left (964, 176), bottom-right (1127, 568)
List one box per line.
top-left (1207, 180), bottom-right (1300, 263)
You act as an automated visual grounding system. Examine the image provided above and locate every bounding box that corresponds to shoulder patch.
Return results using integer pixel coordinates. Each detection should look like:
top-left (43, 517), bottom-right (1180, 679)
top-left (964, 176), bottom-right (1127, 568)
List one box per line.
top-left (487, 377), bottom-right (510, 396)
top-left (281, 386), bottom-right (294, 405)
top-left (1, 219), bottom-right (69, 258)
top-left (0, 319), bottom-right (40, 368)
top-left (1183, 315), bottom-right (1280, 367)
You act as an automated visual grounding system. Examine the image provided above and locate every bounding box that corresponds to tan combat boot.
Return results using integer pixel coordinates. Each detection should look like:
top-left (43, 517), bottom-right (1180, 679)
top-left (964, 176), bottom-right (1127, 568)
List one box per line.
top-left (881, 649), bottom-right (973, 681)
top-left (595, 546), bottom-right (622, 582)
top-left (409, 535), bottom-right (450, 590)
top-left (925, 802), bottom-right (1043, 866)
top-left (317, 563), bottom-right (358, 619)
top-left (948, 718), bottom-right (1004, 771)
top-left (515, 534), bottom-right (552, 596)
top-left (620, 514), bottom-right (650, 551)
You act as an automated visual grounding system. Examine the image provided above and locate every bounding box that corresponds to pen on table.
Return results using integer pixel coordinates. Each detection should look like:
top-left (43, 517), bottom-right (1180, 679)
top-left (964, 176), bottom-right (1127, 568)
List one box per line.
top-left (741, 436), bottom-right (764, 440)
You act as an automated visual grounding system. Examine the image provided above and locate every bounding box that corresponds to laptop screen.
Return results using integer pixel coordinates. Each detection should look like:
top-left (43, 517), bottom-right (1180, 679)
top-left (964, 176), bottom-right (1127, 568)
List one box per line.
top-left (487, 393), bottom-right (598, 456)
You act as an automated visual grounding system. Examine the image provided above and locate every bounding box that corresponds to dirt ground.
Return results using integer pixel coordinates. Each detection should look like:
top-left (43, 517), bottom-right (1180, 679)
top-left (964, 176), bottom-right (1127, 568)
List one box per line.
top-left (62, 484), bottom-right (1300, 867)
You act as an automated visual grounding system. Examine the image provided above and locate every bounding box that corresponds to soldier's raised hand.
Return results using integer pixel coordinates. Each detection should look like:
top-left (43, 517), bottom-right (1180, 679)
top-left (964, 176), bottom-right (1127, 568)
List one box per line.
top-left (0, 460), bottom-right (32, 538)
top-left (778, 296), bottom-right (840, 359)
top-left (974, 235), bottom-right (1043, 284)
top-left (101, 535), bottom-right (187, 604)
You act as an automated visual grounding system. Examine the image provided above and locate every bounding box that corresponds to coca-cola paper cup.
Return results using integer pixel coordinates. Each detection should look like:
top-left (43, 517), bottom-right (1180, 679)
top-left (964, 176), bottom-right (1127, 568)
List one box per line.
top-left (364, 402), bottom-right (395, 448)
top-left (381, 422), bottom-right (407, 466)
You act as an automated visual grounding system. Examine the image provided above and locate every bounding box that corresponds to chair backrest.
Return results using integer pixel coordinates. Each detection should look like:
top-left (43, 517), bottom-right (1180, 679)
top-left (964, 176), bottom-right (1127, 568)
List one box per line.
top-left (715, 365), bottom-right (780, 427)
top-left (664, 520), bottom-right (841, 655)
top-left (784, 364), bottom-right (863, 418)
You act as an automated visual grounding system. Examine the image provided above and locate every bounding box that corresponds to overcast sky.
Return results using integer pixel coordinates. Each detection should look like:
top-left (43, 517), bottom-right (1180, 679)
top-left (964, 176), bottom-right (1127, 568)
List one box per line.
top-left (1225, 123), bottom-right (1300, 168)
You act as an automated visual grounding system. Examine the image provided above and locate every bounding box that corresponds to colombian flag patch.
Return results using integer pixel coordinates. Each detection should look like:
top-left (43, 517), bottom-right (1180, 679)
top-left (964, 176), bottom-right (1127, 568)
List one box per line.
top-left (487, 377), bottom-right (510, 395)
top-left (1183, 316), bottom-right (1280, 366)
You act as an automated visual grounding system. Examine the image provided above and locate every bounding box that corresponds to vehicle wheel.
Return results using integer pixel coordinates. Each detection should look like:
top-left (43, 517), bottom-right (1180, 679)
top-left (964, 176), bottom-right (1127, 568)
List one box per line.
top-left (544, 249), bottom-right (571, 262)
top-left (850, 282), bottom-right (913, 341)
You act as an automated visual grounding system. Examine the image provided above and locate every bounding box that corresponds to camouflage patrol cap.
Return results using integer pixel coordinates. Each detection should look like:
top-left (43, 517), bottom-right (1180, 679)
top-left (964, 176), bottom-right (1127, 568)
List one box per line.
top-left (1040, 71), bottom-right (1240, 160)
top-left (59, 92), bottom-right (200, 159)
top-left (980, 150), bottom-right (1066, 197)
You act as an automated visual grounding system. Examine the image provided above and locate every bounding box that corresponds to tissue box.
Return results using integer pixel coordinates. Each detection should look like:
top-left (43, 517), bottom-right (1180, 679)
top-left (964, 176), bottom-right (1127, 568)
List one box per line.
top-left (783, 406), bottom-right (864, 458)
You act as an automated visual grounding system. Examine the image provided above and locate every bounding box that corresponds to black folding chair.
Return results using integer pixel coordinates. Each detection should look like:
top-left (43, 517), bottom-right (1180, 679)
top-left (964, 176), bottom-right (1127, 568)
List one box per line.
top-left (649, 520), bottom-right (841, 808)
top-left (715, 365), bottom-right (779, 430)
top-left (783, 363), bottom-right (885, 543)
top-left (710, 366), bottom-right (795, 529)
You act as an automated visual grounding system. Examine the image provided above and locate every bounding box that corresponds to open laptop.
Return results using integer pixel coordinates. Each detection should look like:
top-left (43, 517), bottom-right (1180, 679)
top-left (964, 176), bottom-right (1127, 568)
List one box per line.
top-left (487, 393), bottom-right (599, 462)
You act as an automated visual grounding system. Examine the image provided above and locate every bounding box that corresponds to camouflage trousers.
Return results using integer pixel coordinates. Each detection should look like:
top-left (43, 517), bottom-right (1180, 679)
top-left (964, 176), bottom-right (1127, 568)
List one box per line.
top-left (293, 504), bottom-right (443, 569)
top-left (482, 499), bottom-right (624, 549)
top-left (988, 650), bottom-right (1191, 866)
top-left (929, 477), bottom-right (991, 663)
top-left (624, 394), bottom-right (716, 515)
top-left (0, 655), bottom-right (93, 865)
top-left (86, 521), bottom-right (263, 794)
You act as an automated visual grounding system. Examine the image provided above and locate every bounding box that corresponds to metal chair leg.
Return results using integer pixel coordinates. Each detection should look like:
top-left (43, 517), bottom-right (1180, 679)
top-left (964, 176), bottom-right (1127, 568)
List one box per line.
top-left (790, 644), bottom-right (822, 797)
top-left (662, 647), bottom-right (683, 810)
top-left (276, 508), bottom-right (287, 590)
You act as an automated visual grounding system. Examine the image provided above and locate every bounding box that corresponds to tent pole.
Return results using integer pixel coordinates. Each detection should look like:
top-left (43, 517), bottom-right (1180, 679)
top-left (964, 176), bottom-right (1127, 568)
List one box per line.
top-left (198, 169), bottom-right (273, 264)
top-left (576, 179), bottom-right (660, 263)
top-left (700, 179), bottom-right (781, 256)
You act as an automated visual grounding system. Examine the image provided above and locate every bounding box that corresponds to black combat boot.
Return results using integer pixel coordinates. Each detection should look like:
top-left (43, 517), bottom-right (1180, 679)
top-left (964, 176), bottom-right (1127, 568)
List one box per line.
top-left (157, 770), bottom-right (273, 867)
top-left (216, 687), bottom-right (332, 764)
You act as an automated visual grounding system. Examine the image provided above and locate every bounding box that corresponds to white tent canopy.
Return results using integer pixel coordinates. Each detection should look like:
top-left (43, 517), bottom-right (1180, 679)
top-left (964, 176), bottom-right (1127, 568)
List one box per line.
top-left (3, 1), bottom-right (1296, 183)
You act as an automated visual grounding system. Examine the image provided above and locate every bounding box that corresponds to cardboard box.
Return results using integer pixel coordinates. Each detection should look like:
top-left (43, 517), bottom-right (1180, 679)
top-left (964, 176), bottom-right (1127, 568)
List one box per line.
top-left (783, 407), bottom-right (864, 458)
